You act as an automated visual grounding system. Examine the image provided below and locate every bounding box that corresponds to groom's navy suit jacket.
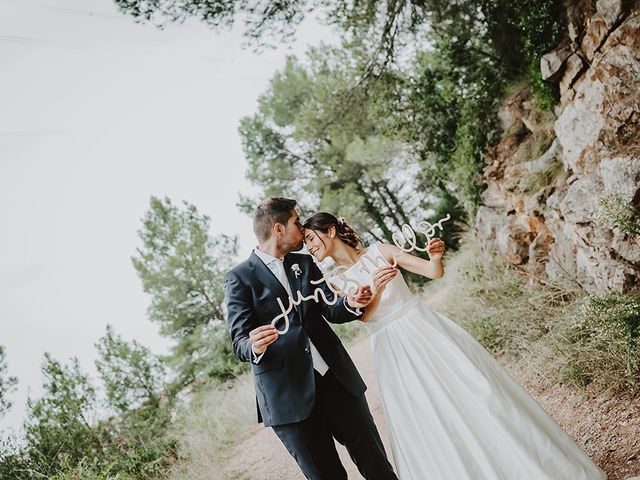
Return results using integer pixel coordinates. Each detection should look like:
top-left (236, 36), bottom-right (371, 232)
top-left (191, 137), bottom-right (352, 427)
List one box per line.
top-left (224, 251), bottom-right (366, 427)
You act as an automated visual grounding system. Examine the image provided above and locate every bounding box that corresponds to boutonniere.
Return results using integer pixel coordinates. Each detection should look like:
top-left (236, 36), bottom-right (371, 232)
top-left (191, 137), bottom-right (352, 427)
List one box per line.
top-left (291, 263), bottom-right (302, 278)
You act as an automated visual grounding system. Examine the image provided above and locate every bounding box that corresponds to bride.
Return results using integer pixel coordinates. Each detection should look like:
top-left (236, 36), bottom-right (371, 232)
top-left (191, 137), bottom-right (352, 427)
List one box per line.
top-left (303, 212), bottom-right (606, 480)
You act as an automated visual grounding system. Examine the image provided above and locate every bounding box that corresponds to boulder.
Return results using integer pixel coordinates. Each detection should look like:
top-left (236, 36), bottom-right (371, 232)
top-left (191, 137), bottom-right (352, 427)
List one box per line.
top-left (600, 156), bottom-right (640, 201)
top-left (559, 53), bottom-right (586, 97)
top-left (528, 228), bottom-right (555, 272)
top-left (555, 76), bottom-right (607, 172)
top-left (476, 13), bottom-right (640, 294)
top-left (559, 177), bottom-right (604, 224)
top-left (612, 232), bottom-right (640, 264)
top-left (496, 221), bottom-right (532, 265)
top-left (581, 13), bottom-right (611, 61)
top-left (481, 181), bottom-right (511, 209)
top-left (596, 0), bottom-right (624, 29)
top-left (541, 42), bottom-right (572, 82)
top-left (525, 139), bottom-right (561, 174)
top-left (475, 206), bottom-right (504, 261)
top-left (545, 221), bottom-right (579, 281)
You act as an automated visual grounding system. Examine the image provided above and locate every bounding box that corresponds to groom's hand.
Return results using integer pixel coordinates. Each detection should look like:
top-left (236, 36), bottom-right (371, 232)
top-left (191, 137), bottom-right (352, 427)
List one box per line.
top-left (250, 325), bottom-right (279, 355)
top-left (347, 285), bottom-right (373, 309)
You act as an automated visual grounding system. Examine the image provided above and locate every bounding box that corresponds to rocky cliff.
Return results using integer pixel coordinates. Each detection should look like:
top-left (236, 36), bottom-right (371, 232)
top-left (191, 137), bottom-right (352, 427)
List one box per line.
top-left (475, 0), bottom-right (640, 293)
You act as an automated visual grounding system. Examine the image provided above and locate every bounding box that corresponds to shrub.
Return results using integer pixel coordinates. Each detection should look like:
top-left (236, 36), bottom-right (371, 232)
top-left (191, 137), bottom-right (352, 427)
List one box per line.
top-left (596, 192), bottom-right (640, 236)
top-left (562, 293), bottom-right (640, 390)
top-left (508, 1), bottom-right (566, 109)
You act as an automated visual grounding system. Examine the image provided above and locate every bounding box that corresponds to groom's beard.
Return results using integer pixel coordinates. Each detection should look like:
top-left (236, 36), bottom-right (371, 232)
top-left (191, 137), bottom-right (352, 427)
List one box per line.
top-left (288, 239), bottom-right (304, 252)
top-left (281, 238), bottom-right (304, 254)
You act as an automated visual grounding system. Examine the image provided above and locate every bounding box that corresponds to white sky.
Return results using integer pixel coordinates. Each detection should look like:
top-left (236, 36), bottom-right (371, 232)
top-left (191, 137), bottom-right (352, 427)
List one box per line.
top-left (0, 0), bottom-right (333, 433)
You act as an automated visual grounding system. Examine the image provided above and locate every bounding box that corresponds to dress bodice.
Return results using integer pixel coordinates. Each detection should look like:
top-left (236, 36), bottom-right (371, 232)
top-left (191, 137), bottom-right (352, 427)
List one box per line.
top-left (335, 243), bottom-right (415, 332)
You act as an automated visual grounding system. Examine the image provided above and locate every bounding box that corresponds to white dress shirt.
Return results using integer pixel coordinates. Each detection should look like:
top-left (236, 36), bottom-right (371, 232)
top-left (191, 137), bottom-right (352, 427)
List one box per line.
top-left (253, 247), bottom-right (330, 375)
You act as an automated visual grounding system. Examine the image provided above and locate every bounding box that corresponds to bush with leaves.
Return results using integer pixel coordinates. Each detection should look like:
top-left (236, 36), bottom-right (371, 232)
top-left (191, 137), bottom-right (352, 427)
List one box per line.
top-left (132, 196), bottom-right (243, 384)
top-left (563, 293), bottom-right (640, 390)
top-left (0, 345), bottom-right (17, 419)
top-left (3, 326), bottom-right (178, 480)
top-left (96, 324), bottom-right (168, 412)
top-left (596, 192), bottom-right (640, 236)
top-left (22, 354), bottom-right (103, 478)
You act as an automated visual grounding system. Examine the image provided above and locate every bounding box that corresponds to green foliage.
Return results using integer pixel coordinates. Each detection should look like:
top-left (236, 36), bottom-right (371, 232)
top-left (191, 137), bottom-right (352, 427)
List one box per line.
top-left (0, 436), bottom-right (30, 480)
top-left (564, 293), bottom-right (640, 389)
top-left (596, 192), bottom-right (640, 236)
top-left (466, 317), bottom-right (510, 353)
top-left (113, 0), bottom-right (306, 47)
top-left (239, 46), bottom-right (435, 244)
top-left (132, 196), bottom-right (241, 383)
top-left (383, 1), bottom-right (565, 218)
top-left (11, 333), bottom-right (178, 480)
top-left (384, 48), bottom-right (503, 222)
top-left (426, 239), bottom-right (556, 357)
top-left (507, 0), bottom-right (565, 109)
top-left (0, 345), bottom-right (17, 418)
top-left (89, 327), bottom-right (178, 479)
top-left (113, 0), bottom-right (428, 55)
top-left (119, 0), bottom-right (568, 234)
top-left (95, 325), bottom-right (168, 412)
top-left (23, 354), bottom-right (103, 478)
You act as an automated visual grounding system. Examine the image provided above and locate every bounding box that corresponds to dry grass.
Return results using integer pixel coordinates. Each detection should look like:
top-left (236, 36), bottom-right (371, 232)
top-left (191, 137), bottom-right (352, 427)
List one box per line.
top-left (165, 238), bottom-right (639, 480)
top-left (424, 235), bottom-right (640, 393)
top-left (167, 375), bottom-right (255, 480)
top-left (165, 323), bottom-right (362, 480)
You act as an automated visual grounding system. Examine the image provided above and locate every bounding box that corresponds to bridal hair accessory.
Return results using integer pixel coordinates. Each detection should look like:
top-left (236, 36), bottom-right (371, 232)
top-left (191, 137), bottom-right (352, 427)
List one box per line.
top-left (269, 213), bottom-right (451, 335)
top-left (291, 263), bottom-right (302, 278)
top-left (337, 216), bottom-right (347, 228)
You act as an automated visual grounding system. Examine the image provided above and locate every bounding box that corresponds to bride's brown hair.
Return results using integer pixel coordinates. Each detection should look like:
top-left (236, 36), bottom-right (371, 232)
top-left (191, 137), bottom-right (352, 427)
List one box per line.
top-left (303, 212), bottom-right (364, 251)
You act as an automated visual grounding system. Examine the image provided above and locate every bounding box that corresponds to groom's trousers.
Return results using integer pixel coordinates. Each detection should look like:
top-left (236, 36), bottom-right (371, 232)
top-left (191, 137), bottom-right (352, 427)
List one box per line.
top-left (272, 370), bottom-right (398, 480)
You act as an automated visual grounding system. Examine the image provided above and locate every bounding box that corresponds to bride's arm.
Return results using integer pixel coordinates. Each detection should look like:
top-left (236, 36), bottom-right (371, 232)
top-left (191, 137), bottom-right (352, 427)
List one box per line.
top-left (360, 266), bottom-right (398, 323)
top-left (360, 291), bottom-right (383, 323)
top-left (378, 239), bottom-right (445, 280)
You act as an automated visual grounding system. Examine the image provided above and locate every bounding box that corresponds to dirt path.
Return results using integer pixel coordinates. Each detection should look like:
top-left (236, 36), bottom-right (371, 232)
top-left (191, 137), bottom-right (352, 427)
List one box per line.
top-left (223, 308), bottom-right (640, 479)
top-left (222, 337), bottom-right (390, 480)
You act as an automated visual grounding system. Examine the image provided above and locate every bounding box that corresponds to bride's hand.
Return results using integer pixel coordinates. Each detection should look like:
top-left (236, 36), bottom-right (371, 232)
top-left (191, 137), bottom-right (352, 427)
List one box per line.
top-left (347, 285), bottom-right (373, 309)
top-left (426, 238), bottom-right (445, 261)
top-left (372, 266), bottom-right (398, 294)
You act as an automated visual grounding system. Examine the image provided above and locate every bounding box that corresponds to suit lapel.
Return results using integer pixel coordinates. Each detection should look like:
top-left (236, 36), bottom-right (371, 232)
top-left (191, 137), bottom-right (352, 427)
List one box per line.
top-left (284, 255), bottom-right (306, 322)
top-left (283, 255), bottom-right (300, 296)
top-left (249, 252), bottom-right (290, 302)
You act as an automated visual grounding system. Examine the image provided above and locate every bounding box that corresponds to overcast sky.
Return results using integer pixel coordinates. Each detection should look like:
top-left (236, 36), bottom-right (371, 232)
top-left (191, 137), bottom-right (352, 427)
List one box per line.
top-left (0, 0), bottom-right (333, 433)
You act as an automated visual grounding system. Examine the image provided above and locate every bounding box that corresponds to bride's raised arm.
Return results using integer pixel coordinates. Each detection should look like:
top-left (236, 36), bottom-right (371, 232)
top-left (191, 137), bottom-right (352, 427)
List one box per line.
top-left (378, 239), bottom-right (446, 280)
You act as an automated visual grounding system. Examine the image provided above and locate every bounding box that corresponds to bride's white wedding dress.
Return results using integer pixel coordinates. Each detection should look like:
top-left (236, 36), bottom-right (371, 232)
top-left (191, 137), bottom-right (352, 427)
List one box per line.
top-left (342, 243), bottom-right (606, 480)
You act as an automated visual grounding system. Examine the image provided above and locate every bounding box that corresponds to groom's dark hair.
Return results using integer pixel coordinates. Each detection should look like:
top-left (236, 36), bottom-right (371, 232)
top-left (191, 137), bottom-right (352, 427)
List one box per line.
top-left (253, 197), bottom-right (298, 242)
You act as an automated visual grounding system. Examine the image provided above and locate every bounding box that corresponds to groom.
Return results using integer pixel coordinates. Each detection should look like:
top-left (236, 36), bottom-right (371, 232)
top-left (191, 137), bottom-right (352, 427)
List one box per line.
top-left (224, 197), bottom-right (397, 480)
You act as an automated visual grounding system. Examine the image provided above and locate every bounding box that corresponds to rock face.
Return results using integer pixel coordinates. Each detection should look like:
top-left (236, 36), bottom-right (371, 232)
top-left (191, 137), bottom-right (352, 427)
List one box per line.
top-left (475, 8), bottom-right (640, 294)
